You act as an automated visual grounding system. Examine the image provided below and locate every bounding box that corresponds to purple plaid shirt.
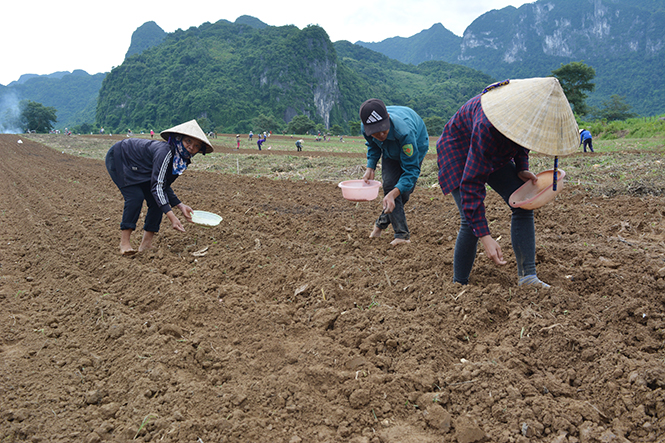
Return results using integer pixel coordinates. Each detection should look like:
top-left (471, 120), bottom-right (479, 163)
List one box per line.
top-left (436, 94), bottom-right (529, 238)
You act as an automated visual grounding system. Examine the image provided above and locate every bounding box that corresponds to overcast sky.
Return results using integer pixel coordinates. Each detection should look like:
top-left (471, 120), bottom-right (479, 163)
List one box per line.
top-left (1, 0), bottom-right (531, 86)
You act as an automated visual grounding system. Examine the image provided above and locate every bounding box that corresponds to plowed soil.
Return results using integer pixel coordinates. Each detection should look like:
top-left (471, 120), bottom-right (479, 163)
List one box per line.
top-left (1, 134), bottom-right (665, 443)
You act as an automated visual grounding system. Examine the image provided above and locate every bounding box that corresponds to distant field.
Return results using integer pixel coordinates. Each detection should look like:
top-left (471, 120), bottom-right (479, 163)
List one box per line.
top-left (25, 132), bottom-right (665, 196)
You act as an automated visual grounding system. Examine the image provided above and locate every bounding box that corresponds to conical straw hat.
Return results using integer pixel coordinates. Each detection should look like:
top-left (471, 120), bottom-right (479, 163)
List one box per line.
top-left (480, 77), bottom-right (579, 156)
top-left (161, 119), bottom-right (213, 154)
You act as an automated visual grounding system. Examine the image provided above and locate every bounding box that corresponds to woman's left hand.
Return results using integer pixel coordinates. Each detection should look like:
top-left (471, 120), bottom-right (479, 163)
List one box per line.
top-left (177, 203), bottom-right (194, 222)
top-left (518, 170), bottom-right (538, 184)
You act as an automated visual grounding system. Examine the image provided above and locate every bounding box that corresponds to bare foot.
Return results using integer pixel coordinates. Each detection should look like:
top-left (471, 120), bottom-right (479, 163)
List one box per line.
top-left (369, 226), bottom-right (383, 238)
top-left (139, 231), bottom-right (155, 252)
top-left (120, 247), bottom-right (137, 256)
top-left (390, 238), bottom-right (411, 246)
top-left (138, 240), bottom-right (153, 252)
top-left (120, 229), bottom-right (135, 255)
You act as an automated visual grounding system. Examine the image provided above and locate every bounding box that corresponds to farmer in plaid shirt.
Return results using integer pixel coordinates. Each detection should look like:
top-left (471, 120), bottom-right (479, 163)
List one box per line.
top-left (437, 79), bottom-right (560, 288)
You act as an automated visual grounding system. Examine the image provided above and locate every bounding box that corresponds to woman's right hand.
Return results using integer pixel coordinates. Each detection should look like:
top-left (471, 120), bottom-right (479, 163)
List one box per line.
top-left (518, 169), bottom-right (538, 184)
top-left (363, 167), bottom-right (375, 183)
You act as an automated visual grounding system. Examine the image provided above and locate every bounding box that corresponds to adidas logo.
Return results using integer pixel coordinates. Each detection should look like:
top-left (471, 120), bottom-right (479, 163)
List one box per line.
top-left (365, 110), bottom-right (384, 124)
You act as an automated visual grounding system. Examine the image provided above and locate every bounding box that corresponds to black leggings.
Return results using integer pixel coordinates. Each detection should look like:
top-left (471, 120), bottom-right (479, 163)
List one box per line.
top-left (105, 147), bottom-right (164, 232)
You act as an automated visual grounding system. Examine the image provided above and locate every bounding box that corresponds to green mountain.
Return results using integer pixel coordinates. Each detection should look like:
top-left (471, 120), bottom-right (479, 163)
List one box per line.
top-left (10, 71), bottom-right (71, 85)
top-left (356, 0), bottom-right (665, 117)
top-left (0, 70), bottom-right (106, 130)
top-left (333, 41), bottom-right (493, 122)
top-left (96, 20), bottom-right (493, 134)
top-left (356, 23), bottom-right (460, 65)
top-left (125, 21), bottom-right (167, 59)
top-left (234, 15), bottom-right (269, 29)
top-left (97, 21), bottom-right (346, 133)
top-left (4, 2), bottom-right (664, 134)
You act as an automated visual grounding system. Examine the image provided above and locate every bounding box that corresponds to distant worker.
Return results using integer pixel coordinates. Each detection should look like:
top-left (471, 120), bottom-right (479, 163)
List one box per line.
top-left (359, 98), bottom-right (429, 246)
top-left (236, 134), bottom-right (240, 149)
top-left (295, 139), bottom-right (303, 151)
top-left (150, 129), bottom-right (154, 139)
top-left (579, 128), bottom-right (594, 153)
top-left (248, 131), bottom-right (253, 141)
top-left (257, 134), bottom-right (266, 150)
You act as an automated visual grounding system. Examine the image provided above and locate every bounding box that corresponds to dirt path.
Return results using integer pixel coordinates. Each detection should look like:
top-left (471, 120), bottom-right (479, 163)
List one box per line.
top-left (1, 134), bottom-right (664, 442)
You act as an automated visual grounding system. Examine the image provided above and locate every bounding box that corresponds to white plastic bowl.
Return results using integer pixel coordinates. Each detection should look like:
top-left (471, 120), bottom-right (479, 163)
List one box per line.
top-left (191, 210), bottom-right (223, 226)
top-left (338, 180), bottom-right (381, 202)
top-left (509, 169), bottom-right (566, 210)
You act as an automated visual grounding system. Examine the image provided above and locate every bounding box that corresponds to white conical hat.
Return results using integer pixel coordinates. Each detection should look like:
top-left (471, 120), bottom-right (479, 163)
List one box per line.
top-left (480, 77), bottom-right (579, 156)
top-left (160, 119), bottom-right (213, 154)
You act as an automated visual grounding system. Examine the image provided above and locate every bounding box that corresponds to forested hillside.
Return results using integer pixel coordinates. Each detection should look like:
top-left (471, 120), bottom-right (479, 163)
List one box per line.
top-left (356, 23), bottom-right (461, 65)
top-left (96, 20), bottom-right (494, 134)
top-left (5, 1), bottom-right (664, 133)
top-left (124, 21), bottom-right (166, 59)
top-left (357, 0), bottom-right (665, 117)
top-left (97, 21), bottom-right (347, 133)
top-left (334, 42), bottom-right (493, 123)
top-left (8, 71), bottom-right (72, 86)
top-left (0, 70), bottom-right (105, 128)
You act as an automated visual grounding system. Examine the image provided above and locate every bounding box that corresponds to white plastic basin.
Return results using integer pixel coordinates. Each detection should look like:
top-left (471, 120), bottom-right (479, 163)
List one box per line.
top-left (338, 180), bottom-right (381, 202)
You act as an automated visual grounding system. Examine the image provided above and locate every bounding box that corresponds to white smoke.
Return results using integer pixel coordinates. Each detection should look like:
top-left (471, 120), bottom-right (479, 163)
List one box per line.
top-left (0, 92), bottom-right (23, 134)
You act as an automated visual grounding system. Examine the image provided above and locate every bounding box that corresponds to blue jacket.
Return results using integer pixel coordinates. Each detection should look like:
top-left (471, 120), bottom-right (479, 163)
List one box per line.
top-left (580, 129), bottom-right (592, 142)
top-left (111, 138), bottom-right (184, 214)
top-left (362, 106), bottom-right (429, 194)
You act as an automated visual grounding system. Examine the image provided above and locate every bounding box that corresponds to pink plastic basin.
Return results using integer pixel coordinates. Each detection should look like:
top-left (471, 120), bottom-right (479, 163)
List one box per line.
top-left (338, 180), bottom-right (381, 202)
top-left (509, 169), bottom-right (566, 210)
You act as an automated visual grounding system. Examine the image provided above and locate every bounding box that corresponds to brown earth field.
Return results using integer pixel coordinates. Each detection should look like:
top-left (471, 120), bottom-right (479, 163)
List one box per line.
top-left (1, 133), bottom-right (665, 443)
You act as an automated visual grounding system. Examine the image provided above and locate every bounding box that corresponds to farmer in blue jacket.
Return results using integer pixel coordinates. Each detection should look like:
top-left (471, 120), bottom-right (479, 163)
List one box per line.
top-left (105, 119), bottom-right (213, 255)
top-left (579, 129), bottom-right (594, 152)
top-left (257, 134), bottom-right (266, 150)
top-left (359, 99), bottom-right (429, 245)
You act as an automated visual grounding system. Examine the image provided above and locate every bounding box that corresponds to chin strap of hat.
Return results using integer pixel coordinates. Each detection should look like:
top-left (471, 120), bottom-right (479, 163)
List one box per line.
top-left (482, 79), bottom-right (510, 94)
top-left (553, 156), bottom-right (559, 191)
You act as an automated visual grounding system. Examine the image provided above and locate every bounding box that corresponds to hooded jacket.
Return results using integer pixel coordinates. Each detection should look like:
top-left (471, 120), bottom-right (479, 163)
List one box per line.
top-left (111, 138), bottom-right (185, 213)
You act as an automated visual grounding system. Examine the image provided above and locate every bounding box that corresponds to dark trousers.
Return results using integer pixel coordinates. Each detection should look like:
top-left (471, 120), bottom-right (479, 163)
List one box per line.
top-left (105, 147), bottom-right (164, 232)
top-left (451, 162), bottom-right (536, 284)
top-left (375, 157), bottom-right (414, 240)
top-left (582, 139), bottom-right (594, 152)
